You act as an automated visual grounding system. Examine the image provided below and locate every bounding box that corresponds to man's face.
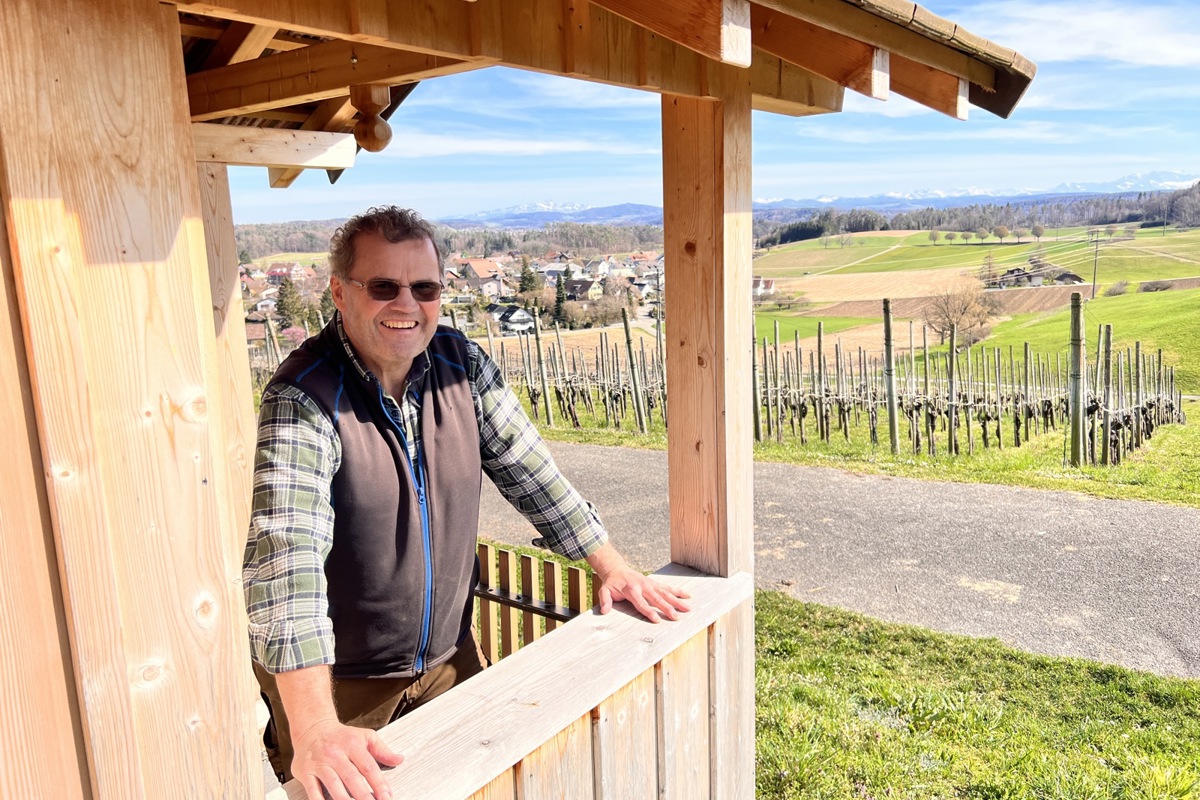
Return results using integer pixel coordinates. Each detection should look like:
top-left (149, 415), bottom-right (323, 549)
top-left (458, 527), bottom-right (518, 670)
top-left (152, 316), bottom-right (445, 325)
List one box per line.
top-left (330, 232), bottom-right (442, 389)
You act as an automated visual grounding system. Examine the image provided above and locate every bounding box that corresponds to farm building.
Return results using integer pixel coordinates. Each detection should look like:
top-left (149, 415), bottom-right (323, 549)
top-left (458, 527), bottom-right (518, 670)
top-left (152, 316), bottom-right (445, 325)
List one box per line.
top-left (0, 1), bottom-right (1031, 798)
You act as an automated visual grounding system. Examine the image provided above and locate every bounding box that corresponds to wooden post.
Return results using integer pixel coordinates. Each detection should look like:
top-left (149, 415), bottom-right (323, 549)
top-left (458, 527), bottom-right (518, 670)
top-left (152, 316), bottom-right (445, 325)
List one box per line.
top-left (883, 299), bottom-right (899, 454)
top-left (1069, 293), bottom-right (1085, 466)
top-left (622, 308), bottom-right (647, 433)
top-left (1134, 341), bottom-right (1143, 448)
top-left (1101, 324), bottom-right (1113, 466)
top-left (662, 67), bottom-right (754, 795)
top-left (947, 325), bottom-right (957, 455)
top-left (534, 311), bottom-right (554, 426)
top-left (0, 2), bottom-right (261, 795)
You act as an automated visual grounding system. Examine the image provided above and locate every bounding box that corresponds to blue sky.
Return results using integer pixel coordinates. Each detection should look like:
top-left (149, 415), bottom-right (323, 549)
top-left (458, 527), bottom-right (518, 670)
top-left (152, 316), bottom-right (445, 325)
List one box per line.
top-left (227, 0), bottom-right (1200, 224)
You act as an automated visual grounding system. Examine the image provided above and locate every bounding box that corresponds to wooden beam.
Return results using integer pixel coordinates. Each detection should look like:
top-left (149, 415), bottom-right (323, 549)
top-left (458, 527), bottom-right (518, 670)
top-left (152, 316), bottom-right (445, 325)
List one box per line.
top-left (589, 0), bottom-right (751, 67)
top-left (179, 16), bottom-right (307, 51)
top-left (662, 63), bottom-right (754, 578)
top-left (891, 51), bottom-right (967, 119)
top-left (187, 39), bottom-right (481, 121)
top-left (267, 96), bottom-right (357, 188)
top-left (192, 123), bottom-right (357, 168)
top-left (0, 1), bottom-right (263, 796)
top-left (754, 0), bottom-right (996, 89)
top-left (750, 3), bottom-right (886, 99)
top-left (201, 20), bottom-right (279, 69)
top-left (750, 48), bottom-right (843, 117)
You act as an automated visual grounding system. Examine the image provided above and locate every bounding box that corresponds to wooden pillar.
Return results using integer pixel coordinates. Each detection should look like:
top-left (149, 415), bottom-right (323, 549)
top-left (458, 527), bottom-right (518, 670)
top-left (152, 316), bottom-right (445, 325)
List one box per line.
top-left (662, 62), bottom-right (754, 799)
top-left (0, 2), bottom-right (261, 797)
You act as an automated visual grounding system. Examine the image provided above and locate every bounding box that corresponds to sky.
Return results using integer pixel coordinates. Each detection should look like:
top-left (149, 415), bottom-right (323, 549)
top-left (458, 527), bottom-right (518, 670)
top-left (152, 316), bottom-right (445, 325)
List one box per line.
top-left (226, 0), bottom-right (1200, 225)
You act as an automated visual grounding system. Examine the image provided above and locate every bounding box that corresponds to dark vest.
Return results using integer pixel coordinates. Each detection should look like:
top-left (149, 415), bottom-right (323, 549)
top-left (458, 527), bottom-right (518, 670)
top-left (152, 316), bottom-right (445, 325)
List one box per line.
top-left (269, 322), bottom-right (482, 678)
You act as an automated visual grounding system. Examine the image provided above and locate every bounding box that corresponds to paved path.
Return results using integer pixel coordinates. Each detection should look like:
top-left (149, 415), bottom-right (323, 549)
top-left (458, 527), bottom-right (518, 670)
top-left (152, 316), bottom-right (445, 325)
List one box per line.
top-left (480, 441), bottom-right (1200, 679)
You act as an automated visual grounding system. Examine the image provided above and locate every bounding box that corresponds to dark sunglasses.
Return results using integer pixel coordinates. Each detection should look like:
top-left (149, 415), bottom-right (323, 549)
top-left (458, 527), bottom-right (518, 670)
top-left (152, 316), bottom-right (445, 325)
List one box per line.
top-left (345, 277), bottom-right (444, 302)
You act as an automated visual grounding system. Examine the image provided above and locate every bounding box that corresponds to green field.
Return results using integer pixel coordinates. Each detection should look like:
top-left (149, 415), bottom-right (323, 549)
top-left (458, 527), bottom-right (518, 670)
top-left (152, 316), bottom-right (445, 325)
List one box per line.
top-left (754, 313), bottom-right (867, 342)
top-left (981, 287), bottom-right (1200, 394)
top-left (252, 251), bottom-right (328, 267)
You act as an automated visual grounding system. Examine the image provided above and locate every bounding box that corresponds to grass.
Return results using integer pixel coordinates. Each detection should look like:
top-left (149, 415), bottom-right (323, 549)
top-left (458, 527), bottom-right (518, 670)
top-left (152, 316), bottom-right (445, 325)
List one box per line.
top-left (755, 592), bottom-right (1200, 799)
top-left (252, 251), bottom-right (329, 267)
top-left (755, 313), bottom-right (869, 342)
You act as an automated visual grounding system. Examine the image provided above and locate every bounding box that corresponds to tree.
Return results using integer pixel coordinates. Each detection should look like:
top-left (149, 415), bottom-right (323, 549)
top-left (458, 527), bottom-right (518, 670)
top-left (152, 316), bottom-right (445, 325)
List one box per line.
top-left (320, 285), bottom-right (335, 323)
top-left (1015, 228), bottom-right (1029, 243)
top-left (992, 225), bottom-right (1010, 243)
top-left (1031, 224), bottom-right (1045, 242)
top-left (976, 228), bottom-right (990, 242)
top-left (924, 282), bottom-right (1002, 345)
top-left (1104, 224), bottom-right (1117, 240)
top-left (961, 230), bottom-right (973, 244)
top-left (554, 276), bottom-right (566, 325)
top-left (944, 231), bottom-right (957, 244)
top-left (275, 277), bottom-right (304, 330)
top-left (238, 249), bottom-right (251, 265)
top-left (979, 253), bottom-right (997, 286)
top-left (928, 229), bottom-right (941, 245)
top-left (518, 256), bottom-right (537, 294)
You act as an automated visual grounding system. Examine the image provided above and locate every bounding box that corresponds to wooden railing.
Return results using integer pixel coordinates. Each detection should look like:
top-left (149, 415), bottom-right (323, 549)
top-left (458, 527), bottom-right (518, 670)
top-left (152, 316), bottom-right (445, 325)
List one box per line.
top-left (268, 564), bottom-right (756, 799)
top-left (473, 542), bottom-right (597, 663)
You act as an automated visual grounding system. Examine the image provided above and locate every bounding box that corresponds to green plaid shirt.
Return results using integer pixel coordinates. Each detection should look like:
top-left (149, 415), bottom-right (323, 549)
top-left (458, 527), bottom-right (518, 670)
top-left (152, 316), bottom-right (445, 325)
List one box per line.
top-left (243, 316), bottom-right (608, 673)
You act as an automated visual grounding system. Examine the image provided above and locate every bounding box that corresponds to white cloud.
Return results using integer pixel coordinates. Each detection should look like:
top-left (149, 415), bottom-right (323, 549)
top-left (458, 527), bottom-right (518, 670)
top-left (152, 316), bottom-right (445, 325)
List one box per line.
top-left (373, 127), bottom-right (659, 159)
top-left (946, 0), bottom-right (1200, 66)
top-left (778, 118), bottom-right (1163, 147)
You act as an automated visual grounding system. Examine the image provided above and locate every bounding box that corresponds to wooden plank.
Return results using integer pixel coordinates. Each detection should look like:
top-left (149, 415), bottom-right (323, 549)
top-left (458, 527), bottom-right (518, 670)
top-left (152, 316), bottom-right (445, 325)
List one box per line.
top-left (201, 21), bottom-right (279, 69)
top-left (468, 768), bottom-right (516, 800)
top-left (891, 52), bottom-right (967, 119)
top-left (592, 671), bottom-right (656, 799)
top-left (517, 714), bottom-right (593, 799)
top-left (267, 96), bottom-right (357, 188)
top-left (567, 565), bottom-right (590, 614)
top-left (590, 0), bottom-right (751, 67)
top-left (709, 600), bottom-right (755, 798)
top-left (348, 0), bottom-right (391, 41)
top-left (0, 119), bottom-right (90, 800)
top-left (192, 123), bottom-right (357, 169)
top-left (657, 630), bottom-right (710, 799)
top-left (751, 4), bottom-right (887, 98)
top-left (273, 568), bottom-right (753, 799)
top-left (519, 554), bottom-right (543, 644)
top-left (749, 48), bottom-right (843, 116)
top-left (0, 2), bottom-right (262, 796)
top-left (196, 162), bottom-right (258, 580)
top-left (661, 64), bottom-right (755, 577)
top-left (187, 39), bottom-right (480, 121)
top-left (498, 549), bottom-right (519, 657)
top-left (477, 542), bottom-right (500, 664)
top-left (543, 560), bottom-right (564, 633)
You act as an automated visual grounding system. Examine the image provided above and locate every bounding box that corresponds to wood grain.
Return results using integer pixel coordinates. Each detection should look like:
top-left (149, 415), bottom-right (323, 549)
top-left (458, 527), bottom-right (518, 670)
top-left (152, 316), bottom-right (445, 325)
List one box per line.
top-left (657, 630), bottom-right (710, 799)
top-left (592, 671), bottom-right (656, 799)
top-left (517, 714), bottom-right (592, 799)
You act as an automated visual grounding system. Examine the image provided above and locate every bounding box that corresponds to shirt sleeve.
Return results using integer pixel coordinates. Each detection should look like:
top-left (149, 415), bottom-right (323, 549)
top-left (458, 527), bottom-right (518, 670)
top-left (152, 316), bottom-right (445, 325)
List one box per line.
top-left (242, 383), bottom-right (341, 673)
top-left (469, 341), bottom-right (609, 561)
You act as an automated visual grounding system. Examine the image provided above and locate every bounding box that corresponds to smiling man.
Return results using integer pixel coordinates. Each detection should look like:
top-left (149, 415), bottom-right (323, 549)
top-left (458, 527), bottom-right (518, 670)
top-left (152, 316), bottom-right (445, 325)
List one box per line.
top-left (242, 206), bottom-right (690, 800)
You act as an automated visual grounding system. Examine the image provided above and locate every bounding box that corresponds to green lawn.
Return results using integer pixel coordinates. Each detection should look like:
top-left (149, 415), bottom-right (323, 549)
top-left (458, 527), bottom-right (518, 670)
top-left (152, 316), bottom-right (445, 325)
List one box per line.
top-left (755, 313), bottom-right (868, 342)
top-left (982, 287), bottom-right (1200, 394)
top-left (756, 593), bottom-right (1200, 799)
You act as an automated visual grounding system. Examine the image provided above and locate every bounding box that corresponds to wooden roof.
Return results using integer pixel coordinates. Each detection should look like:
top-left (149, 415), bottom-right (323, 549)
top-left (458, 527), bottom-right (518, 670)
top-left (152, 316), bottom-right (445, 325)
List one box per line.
top-left (178, 0), bottom-right (1035, 184)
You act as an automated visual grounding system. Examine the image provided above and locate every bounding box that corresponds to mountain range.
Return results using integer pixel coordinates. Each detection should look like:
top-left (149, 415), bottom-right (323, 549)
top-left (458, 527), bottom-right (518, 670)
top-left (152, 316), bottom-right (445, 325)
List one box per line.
top-left (435, 171), bottom-right (1199, 229)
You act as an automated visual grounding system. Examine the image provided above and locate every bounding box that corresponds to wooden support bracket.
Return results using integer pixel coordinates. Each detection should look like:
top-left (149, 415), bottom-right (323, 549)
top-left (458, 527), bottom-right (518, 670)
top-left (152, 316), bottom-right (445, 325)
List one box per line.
top-left (350, 83), bottom-right (393, 152)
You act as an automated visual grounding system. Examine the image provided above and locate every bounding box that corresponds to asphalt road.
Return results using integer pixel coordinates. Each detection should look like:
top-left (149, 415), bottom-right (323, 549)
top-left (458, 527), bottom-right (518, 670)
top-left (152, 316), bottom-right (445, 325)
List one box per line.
top-left (479, 441), bottom-right (1200, 679)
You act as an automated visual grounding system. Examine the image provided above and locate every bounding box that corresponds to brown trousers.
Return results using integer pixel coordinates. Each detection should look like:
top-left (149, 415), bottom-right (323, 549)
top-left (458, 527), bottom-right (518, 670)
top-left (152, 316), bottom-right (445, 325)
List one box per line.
top-left (255, 634), bottom-right (489, 783)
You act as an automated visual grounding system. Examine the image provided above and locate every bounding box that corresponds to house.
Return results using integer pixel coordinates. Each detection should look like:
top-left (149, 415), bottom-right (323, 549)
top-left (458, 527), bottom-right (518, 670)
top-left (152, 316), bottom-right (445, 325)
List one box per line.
top-left (752, 275), bottom-right (776, 298)
top-left (1055, 271), bottom-right (1085, 285)
top-left (463, 258), bottom-right (505, 299)
top-left (995, 268), bottom-right (1033, 288)
top-left (564, 278), bottom-right (603, 301)
top-left (487, 303), bottom-right (536, 334)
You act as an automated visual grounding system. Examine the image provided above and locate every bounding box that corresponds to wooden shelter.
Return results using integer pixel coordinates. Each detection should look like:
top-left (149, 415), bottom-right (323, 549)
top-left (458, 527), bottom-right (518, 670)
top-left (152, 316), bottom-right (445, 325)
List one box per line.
top-left (0, 1), bottom-right (1032, 797)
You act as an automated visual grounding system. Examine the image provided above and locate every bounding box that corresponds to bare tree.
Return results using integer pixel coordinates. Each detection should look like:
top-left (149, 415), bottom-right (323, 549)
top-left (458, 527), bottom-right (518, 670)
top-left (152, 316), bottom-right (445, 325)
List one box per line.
top-left (928, 229), bottom-right (941, 245)
top-left (924, 281), bottom-right (1003, 345)
top-left (944, 231), bottom-right (958, 244)
top-left (1031, 224), bottom-right (1045, 242)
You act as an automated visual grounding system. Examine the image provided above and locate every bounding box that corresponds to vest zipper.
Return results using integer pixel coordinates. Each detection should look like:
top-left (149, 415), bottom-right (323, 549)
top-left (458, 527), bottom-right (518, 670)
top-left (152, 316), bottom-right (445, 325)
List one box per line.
top-left (377, 383), bottom-right (435, 674)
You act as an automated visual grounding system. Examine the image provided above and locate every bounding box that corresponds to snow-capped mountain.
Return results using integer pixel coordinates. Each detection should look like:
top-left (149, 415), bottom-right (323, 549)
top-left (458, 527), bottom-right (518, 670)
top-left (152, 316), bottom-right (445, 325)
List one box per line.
top-left (437, 203), bottom-right (662, 228)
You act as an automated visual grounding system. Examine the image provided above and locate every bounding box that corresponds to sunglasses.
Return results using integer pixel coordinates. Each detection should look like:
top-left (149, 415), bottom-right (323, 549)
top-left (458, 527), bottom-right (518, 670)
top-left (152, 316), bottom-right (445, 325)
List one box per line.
top-left (345, 277), bottom-right (444, 302)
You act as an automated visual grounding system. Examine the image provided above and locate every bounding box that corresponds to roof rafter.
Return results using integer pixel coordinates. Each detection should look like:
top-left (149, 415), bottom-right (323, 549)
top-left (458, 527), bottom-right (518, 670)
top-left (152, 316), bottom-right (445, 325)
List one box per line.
top-left (192, 122), bottom-right (357, 169)
top-left (749, 48), bottom-right (843, 116)
top-left (201, 20), bottom-right (279, 68)
top-left (589, 0), bottom-right (751, 67)
top-left (187, 39), bottom-right (487, 121)
top-left (750, 3), bottom-right (886, 100)
top-left (890, 51), bottom-right (966, 119)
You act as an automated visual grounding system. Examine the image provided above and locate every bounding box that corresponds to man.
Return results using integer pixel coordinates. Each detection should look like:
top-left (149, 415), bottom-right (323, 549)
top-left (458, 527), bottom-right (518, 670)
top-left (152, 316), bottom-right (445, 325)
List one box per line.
top-left (243, 206), bottom-right (689, 800)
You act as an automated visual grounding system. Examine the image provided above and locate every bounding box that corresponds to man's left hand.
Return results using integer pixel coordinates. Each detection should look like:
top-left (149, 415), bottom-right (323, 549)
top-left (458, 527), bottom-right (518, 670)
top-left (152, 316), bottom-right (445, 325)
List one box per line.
top-left (586, 543), bottom-right (691, 623)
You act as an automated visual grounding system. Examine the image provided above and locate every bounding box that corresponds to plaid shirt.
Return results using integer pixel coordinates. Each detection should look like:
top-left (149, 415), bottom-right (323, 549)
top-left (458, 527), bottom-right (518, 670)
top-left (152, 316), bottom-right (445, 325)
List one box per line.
top-left (243, 317), bottom-right (608, 673)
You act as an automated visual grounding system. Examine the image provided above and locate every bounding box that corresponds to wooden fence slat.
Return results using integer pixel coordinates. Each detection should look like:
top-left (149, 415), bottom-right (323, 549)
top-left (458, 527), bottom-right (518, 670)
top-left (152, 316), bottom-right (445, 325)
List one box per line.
top-left (568, 566), bottom-right (589, 614)
top-left (517, 714), bottom-right (593, 799)
top-left (543, 561), bottom-right (564, 633)
top-left (657, 630), bottom-right (711, 800)
top-left (709, 599), bottom-right (755, 799)
top-left (477, 542), bottom-right (499, 664)
top-left (498, 549), bottom-right (519, 658)
top-left (468, 767), bottom-right (516, 800)
top-left (520, 554), bottom-right (542, 645)
top-left (592, 671), bottom-right (656, 799)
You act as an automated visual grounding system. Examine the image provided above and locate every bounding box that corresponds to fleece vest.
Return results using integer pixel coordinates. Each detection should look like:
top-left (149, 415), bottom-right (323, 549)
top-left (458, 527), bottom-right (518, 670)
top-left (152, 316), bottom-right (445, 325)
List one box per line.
top-left (269, 322), bottom-right (482, 678)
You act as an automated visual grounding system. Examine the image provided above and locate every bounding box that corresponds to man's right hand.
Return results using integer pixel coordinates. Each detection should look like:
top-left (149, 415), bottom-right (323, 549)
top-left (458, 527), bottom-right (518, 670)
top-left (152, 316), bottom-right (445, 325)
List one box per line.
top-left (290, 716), bottom-right (403, 800)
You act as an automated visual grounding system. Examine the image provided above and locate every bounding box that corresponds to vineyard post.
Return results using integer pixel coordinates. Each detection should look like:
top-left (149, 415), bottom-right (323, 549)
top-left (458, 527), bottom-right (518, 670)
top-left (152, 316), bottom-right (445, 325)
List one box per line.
top-left (947, 325), bottom-right (957, 455)
top-left (923, 326), bottom-right (934, 455)
top-left (449, 307), bottom-right (459, 331)
top-left (1022, 342), bottom-right (1032, 445)
top-left (762, 337), bottom-right (772, 440)
top-left (1069, 293), bottom-right (1084, 467)
top-left (486, 318), bottom-right (495, 356)
top-left (534, 311), bottom-right (554, 426)
top-left (1157, 349), bottom-right (1164, 427)
top-left (966, 344), bottom-right (974, 455)
top-left (1101, 324), bottom-right (1113, 466)
top-left (622, 308), bottom-right (646, 433)
top-left (817, 322), bottom-right (827, 442)
top-left (883, 299), bottom-right (899, 454)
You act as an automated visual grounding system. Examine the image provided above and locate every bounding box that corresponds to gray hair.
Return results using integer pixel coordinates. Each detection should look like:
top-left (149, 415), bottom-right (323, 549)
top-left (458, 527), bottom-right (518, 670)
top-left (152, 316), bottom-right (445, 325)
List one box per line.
top-left (328, 206), bottom-right (443, 280)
